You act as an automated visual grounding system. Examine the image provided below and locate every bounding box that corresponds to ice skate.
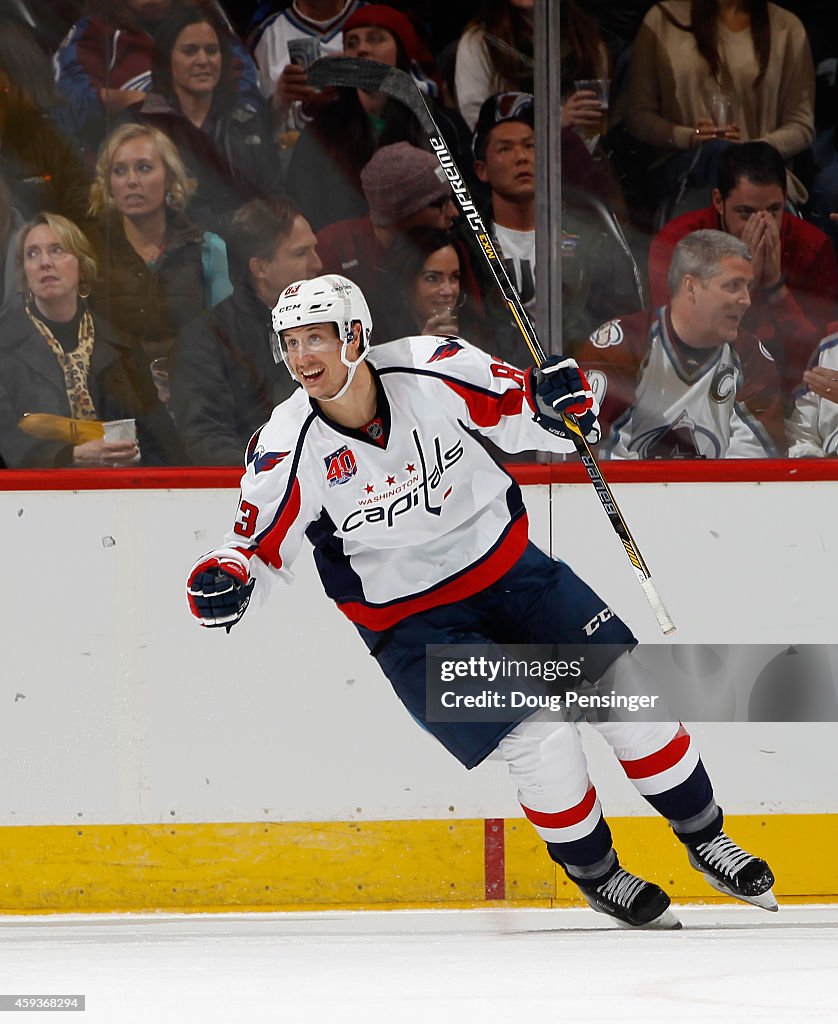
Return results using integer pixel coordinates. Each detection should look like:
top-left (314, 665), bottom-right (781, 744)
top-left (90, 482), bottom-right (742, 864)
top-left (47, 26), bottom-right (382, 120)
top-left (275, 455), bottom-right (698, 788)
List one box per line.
top-left (573, 862), bottom-right (681, 929)
top-left (687, 832), bottom-right (778, 911)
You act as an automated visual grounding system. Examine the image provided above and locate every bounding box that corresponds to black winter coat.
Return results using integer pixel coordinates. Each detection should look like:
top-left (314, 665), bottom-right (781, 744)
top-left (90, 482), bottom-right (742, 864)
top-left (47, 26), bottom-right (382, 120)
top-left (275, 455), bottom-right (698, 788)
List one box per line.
top-left (122, 93), bottom-right (282, 238)
top-left (169, 282), bottom-right (299, 465)
top-left (89, 211), bottom-right (220, 367)
top-left (0, 302), bottom-right (186, 468)
top-left (286, 92), bottom-right (473, 233)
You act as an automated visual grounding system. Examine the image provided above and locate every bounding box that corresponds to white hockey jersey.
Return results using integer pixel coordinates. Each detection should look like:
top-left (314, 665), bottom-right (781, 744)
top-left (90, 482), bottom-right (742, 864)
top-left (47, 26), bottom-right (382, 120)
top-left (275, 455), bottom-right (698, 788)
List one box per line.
top-left (220, 337), bottom-right (572, 631)
top-left (786, 332), bottom-right (838, 457)
top-left (252, 1), bottom-right (362, 130)
top-left (578, 309), bottom-right (786, 460)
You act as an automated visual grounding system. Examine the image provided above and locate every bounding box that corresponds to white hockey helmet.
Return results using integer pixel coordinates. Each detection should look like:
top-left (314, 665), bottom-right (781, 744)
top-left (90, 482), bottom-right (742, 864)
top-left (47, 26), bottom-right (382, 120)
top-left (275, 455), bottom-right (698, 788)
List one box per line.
top-left (271, 275), bottom-right (373, 402)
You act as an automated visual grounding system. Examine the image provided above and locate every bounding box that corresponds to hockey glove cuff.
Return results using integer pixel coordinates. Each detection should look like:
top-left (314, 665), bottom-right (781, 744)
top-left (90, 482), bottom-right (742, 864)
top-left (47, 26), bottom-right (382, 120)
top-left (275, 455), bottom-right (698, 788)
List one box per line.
top-left (528, 356), bottom-right (601, 443)
top-left (187, 548), bottom-right (255, 633)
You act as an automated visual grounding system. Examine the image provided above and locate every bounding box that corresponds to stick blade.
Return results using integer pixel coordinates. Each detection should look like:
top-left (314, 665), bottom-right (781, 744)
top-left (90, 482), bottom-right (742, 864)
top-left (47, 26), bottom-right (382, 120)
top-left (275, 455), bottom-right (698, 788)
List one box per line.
top-left (307, 57), bottom-right (434, 132)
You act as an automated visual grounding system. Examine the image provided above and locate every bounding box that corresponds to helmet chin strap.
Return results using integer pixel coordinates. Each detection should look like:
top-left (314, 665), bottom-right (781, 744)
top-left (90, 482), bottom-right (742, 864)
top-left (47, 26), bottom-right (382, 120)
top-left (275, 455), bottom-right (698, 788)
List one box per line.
top-left (282, 322), bottom-right (369, 401)
top-left (319, 340), bottom-right (369, 402)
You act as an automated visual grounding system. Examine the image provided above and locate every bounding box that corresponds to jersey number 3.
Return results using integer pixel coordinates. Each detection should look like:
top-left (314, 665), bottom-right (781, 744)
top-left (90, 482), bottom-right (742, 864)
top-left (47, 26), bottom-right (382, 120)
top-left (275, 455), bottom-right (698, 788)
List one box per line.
top-left (234, 500), bottom-right (259, 538)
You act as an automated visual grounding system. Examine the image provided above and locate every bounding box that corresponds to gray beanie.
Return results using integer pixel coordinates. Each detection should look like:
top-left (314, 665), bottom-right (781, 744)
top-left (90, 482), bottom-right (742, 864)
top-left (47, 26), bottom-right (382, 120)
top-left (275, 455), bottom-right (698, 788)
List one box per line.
top-left (361, 142), bottom-right (450, 226)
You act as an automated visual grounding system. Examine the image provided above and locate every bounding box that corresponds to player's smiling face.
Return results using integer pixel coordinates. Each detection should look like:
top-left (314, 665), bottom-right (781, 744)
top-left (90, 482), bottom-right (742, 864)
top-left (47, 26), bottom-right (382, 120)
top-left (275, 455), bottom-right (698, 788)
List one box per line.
top-left (283, 323), bottom-right (351, 398)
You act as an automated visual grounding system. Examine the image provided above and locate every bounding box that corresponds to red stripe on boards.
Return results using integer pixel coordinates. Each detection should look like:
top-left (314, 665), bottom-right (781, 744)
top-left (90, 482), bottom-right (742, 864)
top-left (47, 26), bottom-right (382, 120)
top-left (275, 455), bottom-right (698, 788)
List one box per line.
top-left (2, 459), bottom-right (837, 492)
top-left (620, 724), bottom-right (691, 780)
top-left (484, 818), bottom-right (505, 900)
top-left (521, 783), bottom-right (597, 829)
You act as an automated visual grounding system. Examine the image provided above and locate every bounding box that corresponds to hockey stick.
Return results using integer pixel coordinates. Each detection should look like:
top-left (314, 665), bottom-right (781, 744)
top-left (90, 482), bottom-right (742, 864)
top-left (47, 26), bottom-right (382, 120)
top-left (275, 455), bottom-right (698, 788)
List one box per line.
top-left (308, 57), bottom-right (676, 636)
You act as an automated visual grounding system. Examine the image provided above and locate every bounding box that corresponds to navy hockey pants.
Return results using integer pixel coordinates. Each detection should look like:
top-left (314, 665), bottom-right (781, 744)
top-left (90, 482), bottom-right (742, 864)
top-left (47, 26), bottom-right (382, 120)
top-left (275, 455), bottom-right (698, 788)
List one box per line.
top-left (355, 541), bottom-right (636, 769)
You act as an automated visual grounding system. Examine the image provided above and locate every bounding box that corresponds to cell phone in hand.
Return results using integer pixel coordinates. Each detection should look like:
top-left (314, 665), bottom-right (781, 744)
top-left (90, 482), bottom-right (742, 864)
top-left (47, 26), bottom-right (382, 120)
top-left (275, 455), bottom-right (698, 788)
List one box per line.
top-left (287, 37), bottom-right (322, 72)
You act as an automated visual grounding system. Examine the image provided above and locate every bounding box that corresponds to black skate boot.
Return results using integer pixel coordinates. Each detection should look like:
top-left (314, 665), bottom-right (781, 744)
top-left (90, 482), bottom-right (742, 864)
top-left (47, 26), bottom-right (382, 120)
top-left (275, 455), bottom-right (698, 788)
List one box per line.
top-left (572, 862), bottom-right (681, 929)
top-left (687, 831), bottom-right (778, 911)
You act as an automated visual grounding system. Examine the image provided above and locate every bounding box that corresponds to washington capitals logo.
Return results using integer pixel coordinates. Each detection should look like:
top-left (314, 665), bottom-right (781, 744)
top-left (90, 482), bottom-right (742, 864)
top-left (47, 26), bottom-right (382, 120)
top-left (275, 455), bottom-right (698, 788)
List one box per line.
top-left (428, 340), bottom-right (463, 362)
top-left (248, 446), bottom-right (291, 474)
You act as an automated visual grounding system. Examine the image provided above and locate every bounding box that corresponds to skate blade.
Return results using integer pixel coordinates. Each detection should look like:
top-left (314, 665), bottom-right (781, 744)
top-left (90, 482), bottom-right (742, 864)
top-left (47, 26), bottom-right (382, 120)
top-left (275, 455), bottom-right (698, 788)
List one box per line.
top-left (701, 874), bottom-right (779, 912)
top-left (618, 906), bottom-right (683, 930)
top-left (588, 900), bottom-right (682, 930)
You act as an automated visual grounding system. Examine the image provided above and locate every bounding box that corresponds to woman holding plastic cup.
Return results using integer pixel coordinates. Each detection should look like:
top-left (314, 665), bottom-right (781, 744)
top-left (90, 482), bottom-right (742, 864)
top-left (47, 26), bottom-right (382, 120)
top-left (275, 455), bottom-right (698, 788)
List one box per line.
top-left (0, 212), bottom-right (182, 468)
top-left (371, 227), bottom-right (479, 345)
top-left (626, 0), bottom-right (814, 203)
top-left (559, 1), bottom-right (611, 142)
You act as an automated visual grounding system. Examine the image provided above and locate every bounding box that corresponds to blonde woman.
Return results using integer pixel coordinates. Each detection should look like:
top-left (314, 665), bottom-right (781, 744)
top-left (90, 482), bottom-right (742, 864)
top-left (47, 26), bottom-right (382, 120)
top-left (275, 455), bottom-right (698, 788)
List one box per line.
top-left (88, 122), bottom-right (232, 384)
top-left (0, 212), bottom-right (183, 468)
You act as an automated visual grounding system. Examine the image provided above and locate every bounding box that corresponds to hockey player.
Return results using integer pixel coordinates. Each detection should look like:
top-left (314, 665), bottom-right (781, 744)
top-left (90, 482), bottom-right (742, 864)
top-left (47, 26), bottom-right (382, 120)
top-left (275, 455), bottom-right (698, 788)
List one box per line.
top-left (186, 274), bottom-right (776, 928)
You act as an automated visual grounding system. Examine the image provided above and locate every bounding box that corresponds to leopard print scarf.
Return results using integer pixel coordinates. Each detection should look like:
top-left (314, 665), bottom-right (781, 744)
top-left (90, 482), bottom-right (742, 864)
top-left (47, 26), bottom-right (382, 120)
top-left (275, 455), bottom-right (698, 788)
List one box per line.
top-left (26, 305), bottom-right (98, 421)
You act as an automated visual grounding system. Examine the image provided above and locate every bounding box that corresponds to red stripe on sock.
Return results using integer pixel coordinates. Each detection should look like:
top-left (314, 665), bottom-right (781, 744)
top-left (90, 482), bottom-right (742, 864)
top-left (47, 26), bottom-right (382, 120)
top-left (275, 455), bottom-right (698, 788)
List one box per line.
top-left (620, 724), bottom-right (691, 780)
top-left (484, 819), bottom-right (505, 900)
top-left (521, 784), bottom-right (597, 829)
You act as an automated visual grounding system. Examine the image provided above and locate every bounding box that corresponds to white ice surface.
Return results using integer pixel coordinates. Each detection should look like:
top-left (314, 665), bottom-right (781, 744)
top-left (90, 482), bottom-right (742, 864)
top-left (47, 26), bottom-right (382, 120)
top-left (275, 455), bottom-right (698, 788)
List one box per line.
top-left (0, 904), bottom-right (836, 1023)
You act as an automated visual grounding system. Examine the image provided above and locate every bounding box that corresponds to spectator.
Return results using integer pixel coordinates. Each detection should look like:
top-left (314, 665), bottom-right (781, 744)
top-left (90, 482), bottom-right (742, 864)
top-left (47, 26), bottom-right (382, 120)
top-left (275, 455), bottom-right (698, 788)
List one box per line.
top-left (456, 3), bottom-right (618, 197)
top-left (470, 89), bottom-right (632, 366)
top-left (625, 0), bottom-right (815, 205)
top-left (578, 229), bottom-right (785, 459)
top-left (170, 196), bottom-right (321, 465)
top-left (786, 331), bottom-right (838, 457)
top-left (0, 18), bottom-right (91, 225)
top-left (251, 0), bottom-right (365, 137)
top-left (454, 0), bottom-right (533, 131)
top-left (0, 177), bottom-right (23, 316)
top-left (316, 141), bottom-right (459, 297)
top-left (87, 122), bottom-right (232, 383)
top-left (285, 4), bottom-right (469, 231)
top-left (559, 0), bottom-right (613, 145)
top-left (124, 3), bottom-right (282, 237)
top-left (55, 0), bottom-right (262, 156)
top-left (456, 0), bottom-right (608, 147)
top-left (0, 212), bottom-right (183, 468)
top-left (371, 227), bottom-right (483, 345)
top-left (648, 142), bottom-right (838, 399)
top-left (471, 91), bottom-right (535, 364)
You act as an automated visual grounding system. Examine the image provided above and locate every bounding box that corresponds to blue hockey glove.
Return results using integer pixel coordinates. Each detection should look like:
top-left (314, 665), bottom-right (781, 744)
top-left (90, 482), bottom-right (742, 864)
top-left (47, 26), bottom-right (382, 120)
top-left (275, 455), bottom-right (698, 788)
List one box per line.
top-left (528, 356), bottom-right (601, 443)
top-left (187, 550), bottom-right (254, 633)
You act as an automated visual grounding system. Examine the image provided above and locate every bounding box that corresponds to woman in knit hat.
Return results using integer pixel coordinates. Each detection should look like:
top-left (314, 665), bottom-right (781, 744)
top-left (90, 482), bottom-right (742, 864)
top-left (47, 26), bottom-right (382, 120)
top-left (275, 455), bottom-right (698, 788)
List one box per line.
top-left (285, 4), bottom-right (470, 232)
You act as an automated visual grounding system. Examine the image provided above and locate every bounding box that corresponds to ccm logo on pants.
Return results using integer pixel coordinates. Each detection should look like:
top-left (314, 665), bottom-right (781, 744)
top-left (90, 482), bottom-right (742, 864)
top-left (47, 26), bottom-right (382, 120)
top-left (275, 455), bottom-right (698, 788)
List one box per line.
top-left (583, 607), bottom-right (614, 636)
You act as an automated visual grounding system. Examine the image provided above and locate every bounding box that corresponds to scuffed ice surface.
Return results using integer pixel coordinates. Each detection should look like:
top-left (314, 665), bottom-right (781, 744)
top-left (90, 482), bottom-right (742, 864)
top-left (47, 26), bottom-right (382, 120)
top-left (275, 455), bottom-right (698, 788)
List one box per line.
top-left (0, 905), bottom-right (835, 1022)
